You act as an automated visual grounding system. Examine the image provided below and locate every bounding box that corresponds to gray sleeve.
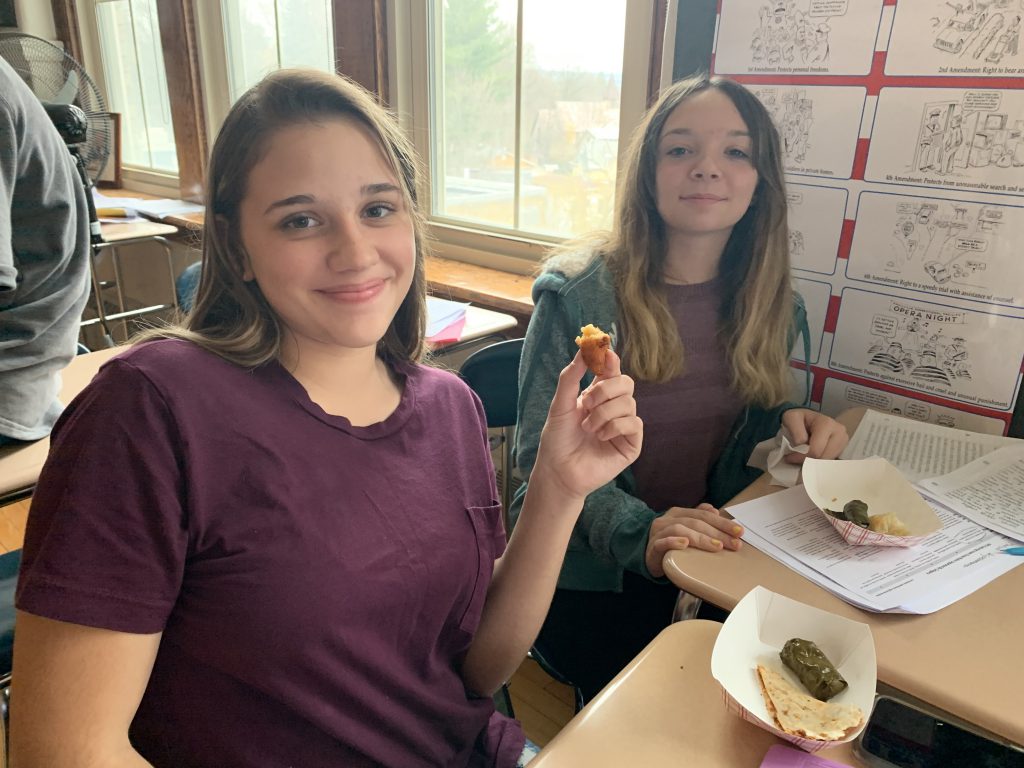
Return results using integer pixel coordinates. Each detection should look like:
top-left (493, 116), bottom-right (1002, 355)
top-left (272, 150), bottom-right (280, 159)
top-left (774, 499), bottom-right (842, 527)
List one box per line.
top-left (0, 65), bottom-right (91, 440)
top-left (512, 287), bottom-right (659, 579)
top-left (0, 92), bottom-right (17, 292)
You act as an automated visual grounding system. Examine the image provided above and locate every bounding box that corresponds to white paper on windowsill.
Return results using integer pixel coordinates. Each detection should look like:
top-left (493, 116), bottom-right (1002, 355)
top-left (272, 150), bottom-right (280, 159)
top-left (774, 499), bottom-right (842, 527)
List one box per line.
top-left (728, 484), bottom-right (1022, 613)
top-left (841, 409), bottom-right (1019, 482)
top-left (917, 445), bottom-right (1024, 543)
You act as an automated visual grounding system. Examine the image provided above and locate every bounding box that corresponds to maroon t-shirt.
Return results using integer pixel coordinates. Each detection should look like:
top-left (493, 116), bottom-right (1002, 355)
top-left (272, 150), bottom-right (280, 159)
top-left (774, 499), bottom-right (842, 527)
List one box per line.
top-left (629, 279), bottom-right (744, 512)
top-left (17, 339), bottom-right (524, 768)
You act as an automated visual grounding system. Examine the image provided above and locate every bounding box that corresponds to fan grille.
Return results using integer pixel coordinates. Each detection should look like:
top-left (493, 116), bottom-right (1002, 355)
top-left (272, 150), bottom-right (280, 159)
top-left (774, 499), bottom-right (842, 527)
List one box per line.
top-left (0, 33), bottom-right (111, 182)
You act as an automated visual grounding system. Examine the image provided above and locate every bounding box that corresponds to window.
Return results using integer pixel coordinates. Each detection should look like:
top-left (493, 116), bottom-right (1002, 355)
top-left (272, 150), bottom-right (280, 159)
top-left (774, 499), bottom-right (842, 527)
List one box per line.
top-left (220, 0), bottom-right (334, 102)
top-left (397, 0), bottom-right (661, 263)
top-left (90, 0), bottom-right (177, 175)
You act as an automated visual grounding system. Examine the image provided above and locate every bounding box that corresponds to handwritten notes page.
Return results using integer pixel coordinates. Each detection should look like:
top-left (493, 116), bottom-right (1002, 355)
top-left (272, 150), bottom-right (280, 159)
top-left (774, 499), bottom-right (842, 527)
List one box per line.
top-left (918, 446), bottom-right (1024, 543)
top-left (842, 410), bottom-right (1017, 482)
top-left (728, 485), bottom-right (1020, 614)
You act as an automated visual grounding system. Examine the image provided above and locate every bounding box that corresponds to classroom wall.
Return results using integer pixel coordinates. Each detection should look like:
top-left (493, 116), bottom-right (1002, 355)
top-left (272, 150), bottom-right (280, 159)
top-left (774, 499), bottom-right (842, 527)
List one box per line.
top-left (10, 0), bottom-right (56, 40)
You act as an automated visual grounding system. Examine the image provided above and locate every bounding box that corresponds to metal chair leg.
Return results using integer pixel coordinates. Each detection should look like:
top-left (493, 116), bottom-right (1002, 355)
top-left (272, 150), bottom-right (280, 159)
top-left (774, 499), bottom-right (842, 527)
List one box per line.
top-left (672, 590), bottom-right (703, 623)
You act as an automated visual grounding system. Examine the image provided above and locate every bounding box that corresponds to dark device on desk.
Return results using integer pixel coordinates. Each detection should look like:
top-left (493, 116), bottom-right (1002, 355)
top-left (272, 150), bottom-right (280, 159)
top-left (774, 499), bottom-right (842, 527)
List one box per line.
top-left (855, 695), bottom-right (1024, 768)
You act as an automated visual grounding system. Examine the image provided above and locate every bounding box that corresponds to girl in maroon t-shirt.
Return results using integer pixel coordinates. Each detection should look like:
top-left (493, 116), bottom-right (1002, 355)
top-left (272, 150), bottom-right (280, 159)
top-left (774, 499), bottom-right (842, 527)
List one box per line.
top-left (12, 70), bottom-right (643, 768)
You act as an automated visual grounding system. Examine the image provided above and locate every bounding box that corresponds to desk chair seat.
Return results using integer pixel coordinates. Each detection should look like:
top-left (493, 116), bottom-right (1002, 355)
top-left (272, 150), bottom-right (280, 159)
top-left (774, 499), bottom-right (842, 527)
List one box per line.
top-left (458, 339), bottom-right (585, 714)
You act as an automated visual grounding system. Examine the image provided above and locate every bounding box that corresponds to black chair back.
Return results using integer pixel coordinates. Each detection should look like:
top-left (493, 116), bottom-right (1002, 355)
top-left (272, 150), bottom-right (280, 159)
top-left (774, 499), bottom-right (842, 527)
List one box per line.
top-left (458, 338), bottom-right (524, 429)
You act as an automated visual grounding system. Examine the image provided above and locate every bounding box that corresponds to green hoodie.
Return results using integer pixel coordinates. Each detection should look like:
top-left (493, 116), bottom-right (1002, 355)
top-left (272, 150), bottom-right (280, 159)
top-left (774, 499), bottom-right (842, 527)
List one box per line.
top-left (510, 248), bottom-right (811, 591)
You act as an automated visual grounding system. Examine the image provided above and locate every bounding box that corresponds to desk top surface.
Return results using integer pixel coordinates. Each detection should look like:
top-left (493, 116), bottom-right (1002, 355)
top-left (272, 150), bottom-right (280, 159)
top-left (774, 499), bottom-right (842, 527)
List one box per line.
top-left (663, 409), bottom-right (1024, 747)
top-left (100, 220), bottom-right (178, 243)
top-left (531, 620), bottom-right (857, 767)
top-left (0, 347), bottom-right (123, 499)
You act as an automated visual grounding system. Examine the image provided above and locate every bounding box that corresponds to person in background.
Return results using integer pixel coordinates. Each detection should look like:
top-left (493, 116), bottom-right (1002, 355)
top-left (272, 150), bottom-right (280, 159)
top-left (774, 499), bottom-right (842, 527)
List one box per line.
top-left (511, 74), bottom-right (848, 702)
top-left (0, 57), bottom-right (90, 446)
top-left (10, 70), bottom-right (642, 767)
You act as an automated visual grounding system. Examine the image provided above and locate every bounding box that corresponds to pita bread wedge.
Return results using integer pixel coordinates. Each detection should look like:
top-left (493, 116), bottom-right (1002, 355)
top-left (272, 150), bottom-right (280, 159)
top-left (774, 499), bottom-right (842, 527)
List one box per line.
top-left (756, 664), bottom-right (864, 741)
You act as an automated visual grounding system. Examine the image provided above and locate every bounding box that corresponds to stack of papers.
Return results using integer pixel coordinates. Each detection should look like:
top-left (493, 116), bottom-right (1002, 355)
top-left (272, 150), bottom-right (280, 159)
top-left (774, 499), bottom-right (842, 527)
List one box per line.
top-left (91, 189), bottom-right (205, 221)
top-left (426, 297), bottom-right (468, 342)
top-left (729, 409), bottom-right (1024, 614)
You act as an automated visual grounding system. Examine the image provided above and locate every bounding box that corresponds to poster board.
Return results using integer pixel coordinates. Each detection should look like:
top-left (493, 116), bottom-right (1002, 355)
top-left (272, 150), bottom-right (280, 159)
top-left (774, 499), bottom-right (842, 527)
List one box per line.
top-left (694, 0), bottom-right (1024, 436)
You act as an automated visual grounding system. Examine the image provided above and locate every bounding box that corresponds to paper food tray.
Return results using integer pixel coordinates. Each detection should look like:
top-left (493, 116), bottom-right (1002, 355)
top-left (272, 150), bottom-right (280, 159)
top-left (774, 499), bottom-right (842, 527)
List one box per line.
top-left (802, 456), bottom-right (942, 547)
top-left (710, 587), bottom-right (876, 753)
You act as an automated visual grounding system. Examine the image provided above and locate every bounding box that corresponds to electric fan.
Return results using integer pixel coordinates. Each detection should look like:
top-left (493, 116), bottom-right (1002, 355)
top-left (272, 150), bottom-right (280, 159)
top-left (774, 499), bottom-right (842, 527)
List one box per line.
top-left (0, 32), bottom-right (112, 183)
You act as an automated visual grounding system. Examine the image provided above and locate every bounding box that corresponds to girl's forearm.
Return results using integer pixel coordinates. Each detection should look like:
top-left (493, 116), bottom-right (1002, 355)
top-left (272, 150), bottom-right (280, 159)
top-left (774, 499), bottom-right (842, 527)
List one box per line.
top-left (461, 469), bottom-right (583, 695)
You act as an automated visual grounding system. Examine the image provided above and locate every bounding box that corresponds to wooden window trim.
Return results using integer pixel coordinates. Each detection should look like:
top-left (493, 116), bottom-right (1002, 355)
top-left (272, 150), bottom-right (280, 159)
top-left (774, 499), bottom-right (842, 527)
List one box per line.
top-left (332, 0), bottom-right (389, 104)
top-left (648, 0), bottom-right (669, 106)
top-left (50, 0), bottom-right (84, 65)
top-left (55, 0), bottom-right (207, 202)
top-left (155, 1), bottom-right (208, 202)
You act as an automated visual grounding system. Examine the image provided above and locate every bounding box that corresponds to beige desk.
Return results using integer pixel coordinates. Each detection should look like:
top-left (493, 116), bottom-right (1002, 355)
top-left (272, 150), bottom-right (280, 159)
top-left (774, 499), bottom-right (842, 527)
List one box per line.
top-left (664, 408), bottom-right (1024, 748)
top-left (531, 620), bottom-right (857, 767)
top-left (0, 347), bottom-right (123, 502)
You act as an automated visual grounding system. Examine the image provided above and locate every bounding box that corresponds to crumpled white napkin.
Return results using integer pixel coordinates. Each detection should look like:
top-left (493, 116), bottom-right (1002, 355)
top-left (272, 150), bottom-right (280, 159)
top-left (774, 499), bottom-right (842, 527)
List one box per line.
top-left (746, 427), bottom-right (811, 487)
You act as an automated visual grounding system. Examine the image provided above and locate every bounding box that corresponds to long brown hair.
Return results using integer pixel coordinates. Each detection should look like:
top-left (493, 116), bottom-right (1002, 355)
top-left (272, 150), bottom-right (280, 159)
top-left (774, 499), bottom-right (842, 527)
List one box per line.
top-left (599, 74), bottom-right (793, 406)
top-left (139, 69), bottom-right (428, 368)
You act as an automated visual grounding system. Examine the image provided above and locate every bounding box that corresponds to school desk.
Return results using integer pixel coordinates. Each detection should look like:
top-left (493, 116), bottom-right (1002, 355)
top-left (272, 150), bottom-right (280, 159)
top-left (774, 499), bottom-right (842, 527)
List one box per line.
top-left (84, 220), bottom-right (181, 340)
top-left (530, 619), bottom-right (857, 767)
top-left (0, 346), bottom-right (123, 503)
top-left (663, 408), bottom-right (1024, 749)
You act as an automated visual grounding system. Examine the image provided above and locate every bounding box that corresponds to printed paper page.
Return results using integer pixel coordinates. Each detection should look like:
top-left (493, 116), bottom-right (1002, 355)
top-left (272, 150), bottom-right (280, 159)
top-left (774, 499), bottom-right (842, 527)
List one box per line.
top-left (729, 485), bottom-right (1020, 610)
top-left (842, 409), bottom-right (1017, 480)
top-left (918, 445), bottom-right (1024, 542)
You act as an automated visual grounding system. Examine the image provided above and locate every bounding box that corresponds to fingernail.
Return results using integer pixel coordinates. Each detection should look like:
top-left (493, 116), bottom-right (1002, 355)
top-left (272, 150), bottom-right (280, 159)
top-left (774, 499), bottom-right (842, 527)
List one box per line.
top-left (711, 539), bottom-right (723, 547)
top-left (732, 538), bottom-right (742, 548)
top-left (732, 525), bottom-right (742, 536)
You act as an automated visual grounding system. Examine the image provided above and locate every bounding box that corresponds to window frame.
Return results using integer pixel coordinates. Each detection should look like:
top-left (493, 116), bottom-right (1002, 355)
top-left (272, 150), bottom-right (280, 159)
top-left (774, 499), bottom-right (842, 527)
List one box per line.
top-left (390, 0), bottom-right (668, 271)
top-left (54, 0), bottom-right (669, 270)
top-left (60, 0), bottom-right (207, 200)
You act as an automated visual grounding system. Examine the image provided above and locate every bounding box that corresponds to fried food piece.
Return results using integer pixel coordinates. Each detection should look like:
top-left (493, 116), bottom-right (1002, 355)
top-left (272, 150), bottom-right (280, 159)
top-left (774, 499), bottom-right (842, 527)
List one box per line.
top-left (780, 638), bottom-right (848, 701)
top-left (868, 513), bottom-right (911, 536)
top-left (575, 324), bottom-right (611, 376)
top-left (756, 664), bottom-right (864, 741)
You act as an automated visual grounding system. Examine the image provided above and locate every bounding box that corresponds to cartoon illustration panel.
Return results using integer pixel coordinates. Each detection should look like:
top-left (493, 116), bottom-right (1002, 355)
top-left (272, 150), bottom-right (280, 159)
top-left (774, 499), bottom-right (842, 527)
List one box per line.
top-left (865, 87), bottom-right (1024, 195)
top-left (848, 192), bottom-right (1024, 308)
top-left (829, 288), bottom-right (1024, 410)
top-left (749, 84), bottom-right (866, 179)
top-left (885, 0), bottom-right (1024, 77)
top-left (820, 377), bottom-right (1007, 434)
top-left (715, 0), bottom-right (884, 75)
top-left (793, 276), bottom-right (831, 364)
top-left (788, 183), bottom-right (847, 275)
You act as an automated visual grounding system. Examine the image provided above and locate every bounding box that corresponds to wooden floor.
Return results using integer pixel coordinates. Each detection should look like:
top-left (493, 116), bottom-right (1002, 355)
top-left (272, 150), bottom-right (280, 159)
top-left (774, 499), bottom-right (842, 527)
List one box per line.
top-left (0, 497), bottom-right (574, 745)
top-left (0, 498), bottom-right (28, 555)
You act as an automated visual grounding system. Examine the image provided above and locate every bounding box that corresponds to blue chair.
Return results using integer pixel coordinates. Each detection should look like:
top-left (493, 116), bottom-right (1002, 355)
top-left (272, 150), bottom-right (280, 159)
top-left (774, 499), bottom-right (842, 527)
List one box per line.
top-left (458, 339), bottom-right (585, 714)
top-left (175, 261), bottom-right (202, 314)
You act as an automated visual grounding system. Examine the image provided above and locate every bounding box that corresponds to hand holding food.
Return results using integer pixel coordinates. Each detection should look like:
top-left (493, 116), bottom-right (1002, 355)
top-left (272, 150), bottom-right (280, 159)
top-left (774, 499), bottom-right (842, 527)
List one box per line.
top-left (575, 324), bottom-right (611, 376)
top-left (530, 348), bottom-right (642, 504)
